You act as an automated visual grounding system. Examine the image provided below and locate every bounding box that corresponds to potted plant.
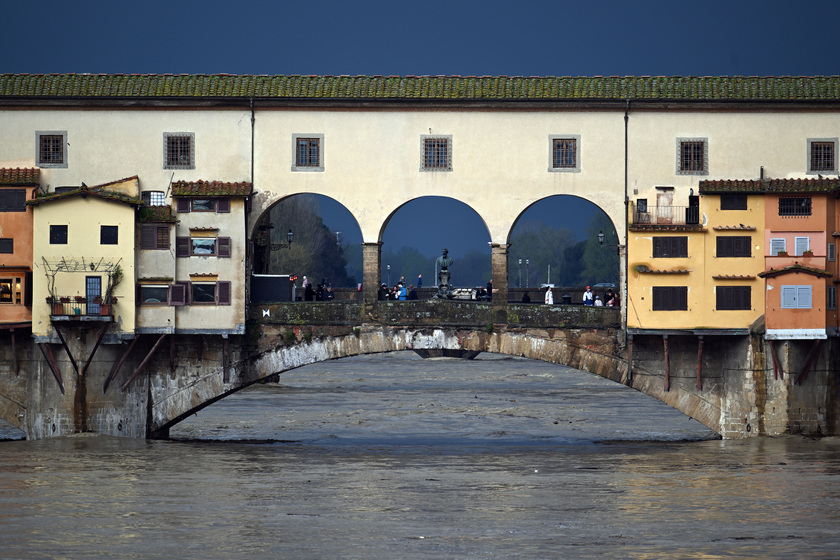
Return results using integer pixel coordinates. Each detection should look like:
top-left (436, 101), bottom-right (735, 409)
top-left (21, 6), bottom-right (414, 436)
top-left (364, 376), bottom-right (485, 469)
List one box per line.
top-left (75, 296), bottom-right (86, 303)
top-left (802, 250), bottom-right (814, 257)
top-left (776, 251), bottom-right (788, 256)
top-left (60, 296), bottom-right (70, 303)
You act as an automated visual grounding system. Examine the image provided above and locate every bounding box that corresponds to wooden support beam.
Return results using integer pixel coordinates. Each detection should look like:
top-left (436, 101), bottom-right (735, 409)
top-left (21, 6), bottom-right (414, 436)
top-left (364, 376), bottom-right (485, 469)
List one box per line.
top-left (795, 339), bottom-right (823, 386)
top-left (80, 323), bottom-right (110, 377)
top-left (223, 336), bottom-right (230, 383)
top-left (769, 340), bottom-right (784, 380)
top-left (696, 335), bottom-right (704, 391)
top-left (103, 336), bottom-right (140, 393)
top-left (11, 328), bottom-right (18, 377)
top-left (663, 334), bottom-right (670, 392)
top-left (37, 343), bottom-right (65, 394)
top-left (121, 334), bottom-right (168, 392)
top-left (53, 326), bottom-right (80, 378)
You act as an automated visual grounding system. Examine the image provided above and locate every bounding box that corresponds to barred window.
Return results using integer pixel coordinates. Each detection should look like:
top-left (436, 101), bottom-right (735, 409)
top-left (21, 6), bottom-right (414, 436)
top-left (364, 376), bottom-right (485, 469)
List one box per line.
top-left (296, 138), bottom-right (320, 167)
top-left (421, 136), bottom-right (452, 171)
top-left (39, 135), bottom-right (64, 165)
top-left (828, 286), bottom-right (837, 310)
top-left (779, 197), bottom-right (811, 216)
top-left (553, 139), bottom-right (576, 168)
top-left (716, 286), bottom-right (751, 310)
top-left (164, 133), bottom-right (194, 169)
top-left (808, 139), bottom-right (837, 173)
top-left (652, 286), bottom-right (688, 311)
top-left (678, 139), bottom-right (707, 174)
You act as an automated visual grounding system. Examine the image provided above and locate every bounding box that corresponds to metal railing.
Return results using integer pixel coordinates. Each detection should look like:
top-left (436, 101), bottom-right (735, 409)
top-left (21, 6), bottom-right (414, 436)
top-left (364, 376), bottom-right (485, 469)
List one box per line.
top-left (47, 297), bottom-right (115, 317)
top-left (633, 205), bottom-right (700, 226)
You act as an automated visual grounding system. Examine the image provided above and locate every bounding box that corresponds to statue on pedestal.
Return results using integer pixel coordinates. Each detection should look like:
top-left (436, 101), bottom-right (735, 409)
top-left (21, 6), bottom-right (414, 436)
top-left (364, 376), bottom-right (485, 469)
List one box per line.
top-left (434, 248), bottom-right (454, 299)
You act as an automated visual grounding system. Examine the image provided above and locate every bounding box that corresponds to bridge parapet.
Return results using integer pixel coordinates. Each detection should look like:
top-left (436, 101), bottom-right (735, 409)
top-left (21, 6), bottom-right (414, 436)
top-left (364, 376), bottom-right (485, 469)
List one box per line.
top-left (251, 300), bottom-right (621, 329)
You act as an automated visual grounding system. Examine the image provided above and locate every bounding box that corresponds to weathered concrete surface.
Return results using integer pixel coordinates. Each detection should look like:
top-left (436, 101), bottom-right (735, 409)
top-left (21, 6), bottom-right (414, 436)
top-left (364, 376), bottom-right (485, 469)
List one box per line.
top-left (3, 312), bottom-right (838, 440)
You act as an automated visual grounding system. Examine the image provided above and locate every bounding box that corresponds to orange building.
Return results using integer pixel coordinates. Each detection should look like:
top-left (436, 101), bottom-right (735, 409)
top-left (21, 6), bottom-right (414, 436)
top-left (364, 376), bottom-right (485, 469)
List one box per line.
top-left (0, 167), bottom-right (39, 327)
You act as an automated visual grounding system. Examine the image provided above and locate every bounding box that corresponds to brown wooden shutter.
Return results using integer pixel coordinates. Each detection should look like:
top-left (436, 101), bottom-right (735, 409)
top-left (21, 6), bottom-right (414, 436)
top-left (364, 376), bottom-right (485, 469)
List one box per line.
top-left (140, 225), bottom-right (156, 250)
top-left (176, 236), bottom-right (190, 257)
top-left (217, 281), bottom-right (232, 305)
top-left (216, 198), bottom-right (230, 213)
top-left (169, 283), bottom-right (186, 306)
top-left (176, 198), bottom-right (191, 213)
top-left (217, 237), bottom-right (231, 258)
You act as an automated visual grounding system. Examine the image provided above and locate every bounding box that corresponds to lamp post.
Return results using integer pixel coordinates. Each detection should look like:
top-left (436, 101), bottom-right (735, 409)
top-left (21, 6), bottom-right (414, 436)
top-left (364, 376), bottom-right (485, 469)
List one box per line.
top-left (518, 259), bottom-right (522, 288)
top-left (269, 229), bottom-right (294, 251)
top-left (387, 264), bottom-right (391, 286)
top-left (526, 259), bottom-right (530, 288)
top-left (598, 230), bottom-right (619, 253)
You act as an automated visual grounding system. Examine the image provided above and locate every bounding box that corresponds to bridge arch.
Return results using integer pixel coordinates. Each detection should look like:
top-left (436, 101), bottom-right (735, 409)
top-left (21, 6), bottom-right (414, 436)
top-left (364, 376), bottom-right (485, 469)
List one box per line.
top-left (148, 327), bottom-right (722, 438)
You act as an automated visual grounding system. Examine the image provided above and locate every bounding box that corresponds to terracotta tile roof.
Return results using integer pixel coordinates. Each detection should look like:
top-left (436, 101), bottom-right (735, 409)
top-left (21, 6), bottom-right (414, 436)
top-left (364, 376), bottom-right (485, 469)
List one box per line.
top-left (0, 167), bottom-right (40, 185)
top-left (138, 205), bottom-right (176, 223)
top-left (171, 180), bottom-right (252, 197)
top-left (634, 265), bottom-right (690, 274)
top-left (713, 225), bottom-right (756, 231)
top-left (758, 263), bottom-right (833, 279)
top-left (712, 274), bottom-right (756, 279)
top-left (4, 74), bottom-right (840, 102)
top-left (700, 178), bottom-right (840, 194)
top-left (27, 183), bottom-right (141, 207)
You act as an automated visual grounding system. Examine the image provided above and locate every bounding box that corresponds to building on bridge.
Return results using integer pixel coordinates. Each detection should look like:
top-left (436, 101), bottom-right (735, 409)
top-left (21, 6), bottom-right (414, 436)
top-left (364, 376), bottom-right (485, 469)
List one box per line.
top-left (2, 74), bottom-right (840, 439)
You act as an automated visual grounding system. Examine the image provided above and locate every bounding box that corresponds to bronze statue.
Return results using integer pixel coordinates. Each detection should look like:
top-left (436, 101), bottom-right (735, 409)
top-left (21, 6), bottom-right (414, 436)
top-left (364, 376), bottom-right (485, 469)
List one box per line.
top-left (434, 248), bottom-right (454, 298)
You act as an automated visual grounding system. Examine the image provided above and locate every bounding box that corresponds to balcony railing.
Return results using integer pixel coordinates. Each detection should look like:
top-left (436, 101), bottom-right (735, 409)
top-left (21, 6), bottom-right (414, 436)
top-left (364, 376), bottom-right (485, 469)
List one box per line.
top-left (47, 297), bottom-right (116, 317)
top-left (632, 206), bottom-right (700, 226)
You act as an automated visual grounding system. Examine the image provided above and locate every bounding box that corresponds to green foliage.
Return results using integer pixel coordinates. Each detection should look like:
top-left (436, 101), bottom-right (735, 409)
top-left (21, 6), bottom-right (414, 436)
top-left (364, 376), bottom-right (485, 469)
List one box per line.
top-left (266, 195), bottom-right (358, 287)
top-left (284, 331), bottom-right (296, 344)
top-left (485, 323), bottom-right (494, 334)
top-left (353, 327), bottom-right (361, 338)
top-left (303, 333), bottom-right (312, 343)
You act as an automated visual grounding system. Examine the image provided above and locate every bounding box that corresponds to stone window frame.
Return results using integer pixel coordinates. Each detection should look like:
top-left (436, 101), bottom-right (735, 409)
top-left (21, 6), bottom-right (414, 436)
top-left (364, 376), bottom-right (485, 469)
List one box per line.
top-left (548, 135), bottom-right (581, 173)
top-left (36, 131), bottom-right (68, 168)
top-left (420, 135), bottom-right (453, 172)
top-left (676, 137), bottom-right (708, 175)
top-left (807, 137), bottom-right (838, 174)
top-left (292, 134), bottom-right (324, 172)
top-left (163, 132), bottom-right (195, 170)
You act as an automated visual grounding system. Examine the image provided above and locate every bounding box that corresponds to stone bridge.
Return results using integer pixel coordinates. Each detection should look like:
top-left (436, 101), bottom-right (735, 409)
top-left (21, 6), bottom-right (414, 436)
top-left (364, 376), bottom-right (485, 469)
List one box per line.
top-left (1, 301), bottom-right (836, 440)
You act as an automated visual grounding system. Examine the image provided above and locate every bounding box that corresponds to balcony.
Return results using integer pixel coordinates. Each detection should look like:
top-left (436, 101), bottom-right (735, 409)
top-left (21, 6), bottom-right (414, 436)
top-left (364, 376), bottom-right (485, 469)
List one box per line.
top-left (47, 297), bottom-right (115, 322)
top-left (631, 206), bottom-right (701, 228)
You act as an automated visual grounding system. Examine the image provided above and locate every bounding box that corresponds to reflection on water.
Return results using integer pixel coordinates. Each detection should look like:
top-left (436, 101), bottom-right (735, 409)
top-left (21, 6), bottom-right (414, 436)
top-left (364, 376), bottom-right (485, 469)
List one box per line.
top-left (1, 352), bottom-right (838, 559)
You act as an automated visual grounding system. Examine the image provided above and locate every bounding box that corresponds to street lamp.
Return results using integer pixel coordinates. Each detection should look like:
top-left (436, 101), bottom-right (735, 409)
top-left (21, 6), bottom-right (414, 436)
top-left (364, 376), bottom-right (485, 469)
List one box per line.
top-left (518, 259), bottom-right (522, 288)
top-left (270, 229), bottom-right (294, 251)
top-left (598, 230), bottom-right (619, 253)
top-left (387, 264), bottom-right (391, 286)
top-left (526, 259), bottom-right (530, 288)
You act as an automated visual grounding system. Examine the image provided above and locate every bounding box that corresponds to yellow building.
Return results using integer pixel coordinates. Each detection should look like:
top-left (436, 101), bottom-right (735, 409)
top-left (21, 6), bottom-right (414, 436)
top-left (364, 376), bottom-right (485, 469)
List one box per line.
top-left (28, 178), bottom-right (139, 340)
top-left (627, 189), bottom-right (765, 333)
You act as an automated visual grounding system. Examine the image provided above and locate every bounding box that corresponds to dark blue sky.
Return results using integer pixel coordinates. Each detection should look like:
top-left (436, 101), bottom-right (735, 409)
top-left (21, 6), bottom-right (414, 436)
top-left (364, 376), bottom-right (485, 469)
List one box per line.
top-left (6, 0), bottom-right (838, 257)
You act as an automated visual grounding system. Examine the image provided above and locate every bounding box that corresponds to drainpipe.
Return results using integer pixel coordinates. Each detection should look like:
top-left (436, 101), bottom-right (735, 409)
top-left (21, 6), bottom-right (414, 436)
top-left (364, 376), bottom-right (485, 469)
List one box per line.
top-left (623, 99), bottom-right (630, 348)
top-left (244, 98), bottom-right (255, 321)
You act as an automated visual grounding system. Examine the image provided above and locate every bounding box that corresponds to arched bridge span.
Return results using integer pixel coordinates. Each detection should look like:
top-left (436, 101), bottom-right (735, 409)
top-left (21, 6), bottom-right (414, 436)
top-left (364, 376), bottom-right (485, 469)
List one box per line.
top-left (147, 303), bottom-right (722, 439)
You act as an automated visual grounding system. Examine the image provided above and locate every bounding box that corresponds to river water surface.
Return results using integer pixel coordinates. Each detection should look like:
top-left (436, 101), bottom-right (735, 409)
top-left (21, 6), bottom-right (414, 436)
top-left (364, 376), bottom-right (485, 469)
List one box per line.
top-left (1, 351), bottom-right (838, 559)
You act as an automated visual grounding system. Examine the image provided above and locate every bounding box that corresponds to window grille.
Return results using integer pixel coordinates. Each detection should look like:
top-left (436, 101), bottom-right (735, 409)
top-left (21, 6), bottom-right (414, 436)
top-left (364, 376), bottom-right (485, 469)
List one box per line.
top-left (39, 135), bottom-right (64, 165)
top-left (779, 197), bottom-right (811, 216)
top-left (422, 137), bottom-right (452, 171)
top-left (810, 141), bottom-right (835, 172)
top-left (679, 140), bottom-right (706, 173)
top-left (296, 138), bottom-right (320, 167)
top-left (552, 138), bottom-right (577, 168)
top-left (164, 133), bottom-right (194, 169)
top-left (142, 191), bottom-right (166, 206)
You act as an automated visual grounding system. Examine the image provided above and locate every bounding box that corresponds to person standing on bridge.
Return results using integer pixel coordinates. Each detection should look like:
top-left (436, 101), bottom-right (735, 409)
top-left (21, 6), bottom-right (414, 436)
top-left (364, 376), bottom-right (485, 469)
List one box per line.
top-left (417, 274), bottom-right (422, 288)
top-left (544, 286), bottom-right (554, 305)
top-left (583, 286), bottom-right (594, 306)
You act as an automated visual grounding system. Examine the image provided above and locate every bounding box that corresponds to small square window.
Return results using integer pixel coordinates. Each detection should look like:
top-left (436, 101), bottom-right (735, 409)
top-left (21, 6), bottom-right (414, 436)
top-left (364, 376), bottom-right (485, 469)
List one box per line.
top-left (291, 134), bottom-right (324, 172)
top-left (163, 133), bottom-right (195, 169)
top-left (549, 135), bottom-right (581, 172)
top-left (720, 193), bottom-right (748, 210)
top-left (191, 238), bottom-right (216, 255)
top-left (37, 131), bottom-right (68, 168)
top-left (0, 189), bottom-right (26, 212)
top-left (100, 225), bottom-right (118, 245)
top-left (192, 283), bottom-right (216, 304)
top-left (50, 225), bottom-right (68, 245)
top-left (0, 238), bottom-right (12, 253)
top-left (677, 138), bottom-right (708, 175)
top-left (421, 135), bottom-right (452, 172)
top-left (140, 225), bottom-right (170, 250)
top-left (808, 138), bottom-right (837, 174)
